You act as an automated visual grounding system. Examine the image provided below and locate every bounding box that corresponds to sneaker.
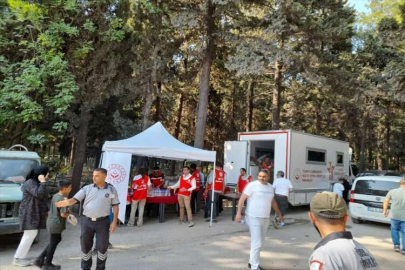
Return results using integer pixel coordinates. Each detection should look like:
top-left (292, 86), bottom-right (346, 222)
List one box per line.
top-left (13, 258), bottom-right (32, 267)
top-left (394, 245), bottom-right (400, 252)
top-left (137, 223), bottom-right (143, 227)
top-left (33, 257), bottom-right (44, 268)
top-left (278, 221), bottom-right (285, 227)
top-left (401, 251), bottom-right (405, 256)
top-left (127, 223), bottom-right (135, 227)
top-left (41, 263), bottom-right (61, 270)
top-left (271, 219), bottom-right (279, 229)
top-left (188, 222), bottom-right (194, 227)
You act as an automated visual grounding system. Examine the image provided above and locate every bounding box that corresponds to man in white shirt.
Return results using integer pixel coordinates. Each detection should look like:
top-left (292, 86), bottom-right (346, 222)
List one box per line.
top-left (332, 179), bottom-right (345, 198)
top-left (236, 169), bottom-right (284, 270)
top-left (272, 171), bottom-right (293, 227)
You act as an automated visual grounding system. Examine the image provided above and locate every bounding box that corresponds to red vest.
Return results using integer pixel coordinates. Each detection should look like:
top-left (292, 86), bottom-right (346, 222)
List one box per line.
top-left (192, 170), bottom-right (201, 191)
top-left (213, 169), bottom-right (225, 192)
top-left (132, 175), bottom-right (150, 201)
top-left (238, 175), bottom-right (252, 193)
top-left (178, 174), bottom-right (194, 197)
top-left (150, 172), bottom-right (164, 188)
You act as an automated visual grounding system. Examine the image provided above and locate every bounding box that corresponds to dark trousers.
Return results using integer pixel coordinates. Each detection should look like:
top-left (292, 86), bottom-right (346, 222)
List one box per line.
top-left (39, 233), bottom-right (62, 265)
top-left (205, 191), bottom-right (220, 219)
top-left (81, 217), bottom-right (109, 270)
top-left (274, 195), bottom-right (289, 216)
top-left (191, 190), bottom-right (199, 214)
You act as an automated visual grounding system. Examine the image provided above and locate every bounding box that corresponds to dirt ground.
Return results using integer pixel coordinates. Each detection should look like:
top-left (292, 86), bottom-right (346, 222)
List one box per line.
top-left (0, 204), bottom-right (403, 270)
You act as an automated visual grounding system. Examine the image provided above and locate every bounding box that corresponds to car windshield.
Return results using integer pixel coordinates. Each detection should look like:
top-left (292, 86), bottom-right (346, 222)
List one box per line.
top-left (354, 180), bottom-right (399, 196)
top-left (0, 159), bottom-right (39, 183)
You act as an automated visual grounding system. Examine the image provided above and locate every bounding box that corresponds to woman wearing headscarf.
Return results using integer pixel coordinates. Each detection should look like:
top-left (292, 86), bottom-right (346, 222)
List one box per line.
top-left (13, 165), bottom-right (50, 267)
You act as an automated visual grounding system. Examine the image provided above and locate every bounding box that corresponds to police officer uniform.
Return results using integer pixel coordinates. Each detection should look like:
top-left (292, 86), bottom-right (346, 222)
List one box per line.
top-left (309, 192), bottom-right (380, 270)
top-left (309, 231), bottom-right (380, 270)
top-left (74, 183), bottom-right (119, 270)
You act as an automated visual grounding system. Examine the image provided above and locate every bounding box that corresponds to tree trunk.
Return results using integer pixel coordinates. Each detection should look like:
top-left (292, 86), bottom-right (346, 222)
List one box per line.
top-left (246, 81), bottom-right (255, 132)
top-left (154, 82), bottom-right (162, 122)
top-left (359, 110), bottom-right (367, 171)
top-left (175, 93), bottom-right (184, 139)
top-left (142, 82), bottom-right (154, 130)
top-left (10, 122), bottom-right (24, 147)
top-left (272, 59), bottom-right (283, 130)
top-left (194, 0), bottom-right (216, 149)
top-left (69, 138), bottom-right (76, 167)
top-left (271, 37), bottom-right (284, 130)
top-left (70, 107), bottom-right (91, 196)
top-left (384, 106), bottom-right (390, 170)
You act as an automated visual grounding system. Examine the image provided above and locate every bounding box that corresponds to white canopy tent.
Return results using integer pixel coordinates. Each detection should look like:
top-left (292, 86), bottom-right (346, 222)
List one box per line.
top-left (101, 122), bottom-right (217, 226)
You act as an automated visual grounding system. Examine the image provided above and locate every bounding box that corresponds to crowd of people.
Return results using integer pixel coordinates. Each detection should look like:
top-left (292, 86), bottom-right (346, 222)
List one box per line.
top-left (11, 163), bottom-right (405, 270)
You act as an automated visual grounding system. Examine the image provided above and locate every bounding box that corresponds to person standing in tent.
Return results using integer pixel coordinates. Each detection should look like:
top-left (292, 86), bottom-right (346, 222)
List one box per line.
top-left (205, 165), bottom-right (226, 223)
top-left (168, 166), bottom-right (196, 227)
top-left (237, 168), bottom-right (252, 194)
top-left (128, 168), bottom-right (152, 227)
top-left (149, 166), bottom-right (165, 189)
top-left (190, 163), bottom-right (202, 214)
top-left (235, 169), bottom-right (284, 270)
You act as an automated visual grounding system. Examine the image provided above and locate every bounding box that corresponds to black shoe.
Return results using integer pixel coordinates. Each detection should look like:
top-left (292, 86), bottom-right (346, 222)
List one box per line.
top-left (41, 263), bottom-right (61, 270)
top-left (33, 257), bottom-right (44, 268)
top-left (248, 263), bottom-right (264, 270)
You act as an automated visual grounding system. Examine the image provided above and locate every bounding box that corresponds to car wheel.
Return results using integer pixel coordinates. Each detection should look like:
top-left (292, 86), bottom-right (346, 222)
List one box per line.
top-left (351, 217), bottom-right (363, 224)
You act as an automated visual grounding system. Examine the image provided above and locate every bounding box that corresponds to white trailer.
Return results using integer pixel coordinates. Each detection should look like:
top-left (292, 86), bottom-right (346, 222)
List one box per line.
top-left (224, 130), bottom-right (352, 206)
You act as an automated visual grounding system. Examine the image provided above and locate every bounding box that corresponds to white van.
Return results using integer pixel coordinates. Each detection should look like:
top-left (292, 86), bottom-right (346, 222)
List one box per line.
top-left (349, 176), bottom-right (403, 224)
top-left (224, 130), bottom-right (353, 206)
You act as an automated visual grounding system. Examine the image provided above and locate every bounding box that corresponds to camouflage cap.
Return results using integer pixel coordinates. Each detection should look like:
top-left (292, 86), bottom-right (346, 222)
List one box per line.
top-left (310, 192), bottom-right (348, 218)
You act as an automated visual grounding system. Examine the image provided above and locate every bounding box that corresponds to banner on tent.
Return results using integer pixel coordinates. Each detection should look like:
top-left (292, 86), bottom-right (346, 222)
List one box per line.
top-left (101, 151), bottom-right (132, 223)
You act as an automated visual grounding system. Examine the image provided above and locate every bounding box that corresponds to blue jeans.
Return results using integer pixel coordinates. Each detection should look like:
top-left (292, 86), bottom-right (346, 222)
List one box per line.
top-left (391, 219), bottom-right (405, 251)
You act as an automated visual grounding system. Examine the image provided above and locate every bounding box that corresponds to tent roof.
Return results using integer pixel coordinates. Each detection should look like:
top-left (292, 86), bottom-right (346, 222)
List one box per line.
top-left (102, 122), bottom-right (216, 162)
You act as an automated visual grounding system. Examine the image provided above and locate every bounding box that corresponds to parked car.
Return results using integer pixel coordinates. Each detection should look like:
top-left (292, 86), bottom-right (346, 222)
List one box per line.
top-left (0, 145), bottom-right (41, 240)
top-left (349, 176), bottom-right (403, 224)
top-left (356, 170), bottom-right (400, 177)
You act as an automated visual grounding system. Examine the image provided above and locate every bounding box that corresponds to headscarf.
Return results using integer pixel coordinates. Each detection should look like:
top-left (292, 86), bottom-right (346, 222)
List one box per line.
top-left (26, 165), bottom-right (49, 181)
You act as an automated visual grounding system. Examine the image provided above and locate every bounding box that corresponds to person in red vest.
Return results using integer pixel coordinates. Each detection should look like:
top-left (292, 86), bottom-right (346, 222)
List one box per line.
top-left (237, 168), bottom-right (252, 194)
top-left (190, 163), bottom-right (202, 214)
top-left (205, 165), bottom-right (226, 222)
top-left (168, 166), bottom-right (196, 227)
top-left (149, 166), bottom-right (165, 189)
top-left (128, 168), bottom-right (151, 227)
top-left (261, 157), bottom-right (274, 171)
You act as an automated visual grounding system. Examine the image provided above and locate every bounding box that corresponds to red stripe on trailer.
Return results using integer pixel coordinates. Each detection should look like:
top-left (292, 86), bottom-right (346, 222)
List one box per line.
top-left (238, 131), bottom-right (289, 178)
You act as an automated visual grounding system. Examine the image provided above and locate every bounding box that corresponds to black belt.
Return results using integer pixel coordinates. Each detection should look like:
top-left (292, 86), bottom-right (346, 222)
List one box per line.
top-left (275, 194), bottom-right (288, 198)
top-left (85, 216), bottom-right (109, 222)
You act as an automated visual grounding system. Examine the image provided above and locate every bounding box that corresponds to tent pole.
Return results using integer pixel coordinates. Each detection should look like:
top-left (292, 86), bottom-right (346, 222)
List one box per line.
top-left (209, 161), bottom-right (216, 227)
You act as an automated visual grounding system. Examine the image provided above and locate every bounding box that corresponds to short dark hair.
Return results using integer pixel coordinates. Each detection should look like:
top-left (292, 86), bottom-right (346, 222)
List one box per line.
top-left (183, 166), bottom-right (190, 170)
top-left (277, 171), bottom-right (285, 177)
top-left (314, 213), bottom-right (346, 225)
top-left (153, 166), bottom-right (159, 170)
top-left (190, 164), bottom-right (197, 169)
top-left (58, 180), bottom-right (72, 190)
top-left (94, 168), bottom-right (107, 175)
top-left (240, 168), bottom-right (247, 172)
top-left (259, 169), bottom-right (270, 175)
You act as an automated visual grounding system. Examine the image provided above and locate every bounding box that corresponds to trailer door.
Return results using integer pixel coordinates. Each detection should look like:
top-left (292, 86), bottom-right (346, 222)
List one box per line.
top-left (224, 141), bottom-right (248, 185)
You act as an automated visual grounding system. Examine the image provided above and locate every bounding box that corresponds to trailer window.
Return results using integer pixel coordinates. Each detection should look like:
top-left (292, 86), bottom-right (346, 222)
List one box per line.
top-left (306, 148), bottom-right (326, 165)
top-left (336, 152), bottom-right (344, 166)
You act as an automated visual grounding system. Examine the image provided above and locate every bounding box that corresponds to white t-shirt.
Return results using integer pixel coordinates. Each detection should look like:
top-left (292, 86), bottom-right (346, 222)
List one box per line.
top-left (243, 181), bottom-right (274, 218)
top-left (273, 177), bottom-right (293, 196)
top-left (333, 183), bottom-right (345, 197)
